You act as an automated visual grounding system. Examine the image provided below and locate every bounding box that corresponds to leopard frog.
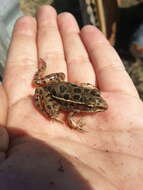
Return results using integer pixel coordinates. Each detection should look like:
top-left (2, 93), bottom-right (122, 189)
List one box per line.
top-left (33, 59), bottom-right (108, 131)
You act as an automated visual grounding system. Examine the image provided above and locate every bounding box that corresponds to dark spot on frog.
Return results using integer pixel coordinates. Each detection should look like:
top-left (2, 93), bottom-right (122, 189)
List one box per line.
top-left (38, 89), bottom-right (43, 95)
top-left (34, 96), bottom-right (39, 101)
top-left (88, 97), bottom-right (93, 102)
top-left (90, 89), bottom-right (100, 96)
top-left (74, 88), bottom-right (82, 93)
top-left (46, 86), bottom-right (52, 91)
top-left (47, 105), bottom-right (52, 109)
top-left (73, 94), bottom-right (80, 100)
top-left (84, 88), bottom-right (90, 93)
top-left (96, 99), bottom-right (102, 105)
top-left (59, 85), bottom-right (67, 93)
top-left (80, 96), bottom-right (87, 102)
top-left (96, 100), bottom-right (100, 106)
top-left (63, 94), bottom-right (69, 99)
top-left (52, 89), bottom-right (56, 96)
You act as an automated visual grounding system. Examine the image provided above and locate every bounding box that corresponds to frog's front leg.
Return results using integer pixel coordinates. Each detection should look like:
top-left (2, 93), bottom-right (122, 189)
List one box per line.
top-left (67, 111), bottom-right (85, 131)
top-left (33, 59), bottom-right (66, 87)
top-left (80, 83), bottom-right (100, 93)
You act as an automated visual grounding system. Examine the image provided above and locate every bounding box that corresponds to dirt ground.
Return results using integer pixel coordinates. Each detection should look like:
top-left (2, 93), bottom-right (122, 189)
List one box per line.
top-left (118, 0), bottom-right (141, 7)
top-left (116, 0), bottom-right (143, 99)
top-left (20, 0), bottom-right (143, 99)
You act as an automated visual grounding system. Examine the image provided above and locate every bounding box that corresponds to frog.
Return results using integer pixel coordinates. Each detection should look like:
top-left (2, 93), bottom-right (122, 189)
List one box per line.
top-left (32, 58), bottom-right (108, 131)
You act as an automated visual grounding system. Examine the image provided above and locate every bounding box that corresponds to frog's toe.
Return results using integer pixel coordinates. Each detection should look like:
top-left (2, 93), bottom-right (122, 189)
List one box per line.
top-left (51, 116), bottom-right (64, 124)
top-left (68, 117), bottom-right (86, 132)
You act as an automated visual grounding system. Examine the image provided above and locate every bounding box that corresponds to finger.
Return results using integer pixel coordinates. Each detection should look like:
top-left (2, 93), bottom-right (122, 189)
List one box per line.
top-left (81, 26), bottom-right (139, 97)
top-left (58, 13), bottom-right (95, 85)
top-left (0, 83), bottom-right (9, 153)
top-left (0, 83), bottom-right (7, 126)
top-left (37, 6), bottom-right (67, 77)
top-left (3, 16), bottom-right (37, 106)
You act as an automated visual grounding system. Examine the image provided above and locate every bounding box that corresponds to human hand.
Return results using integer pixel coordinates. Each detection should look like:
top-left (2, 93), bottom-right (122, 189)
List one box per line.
top-left (0, 5), bottom-right (143, 190)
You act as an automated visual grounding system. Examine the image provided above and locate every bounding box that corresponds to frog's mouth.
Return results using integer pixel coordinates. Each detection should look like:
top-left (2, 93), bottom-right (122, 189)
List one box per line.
top-left (100, 100), bottom-right (108, 110)
top-left (97, 105), bottom-right (108, 112)
top-left (88, 99), bottom-right (108, 112)
top-left (99, 102), bottom-right (108, 111)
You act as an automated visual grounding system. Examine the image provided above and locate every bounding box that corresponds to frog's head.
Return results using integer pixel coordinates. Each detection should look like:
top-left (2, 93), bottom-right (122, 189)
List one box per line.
top-left (33, 72), bottom-right (65, 87)
top-left (88, 96), bottom-right (108, 112)
top-left (46, 72), bottom-right (65, 83)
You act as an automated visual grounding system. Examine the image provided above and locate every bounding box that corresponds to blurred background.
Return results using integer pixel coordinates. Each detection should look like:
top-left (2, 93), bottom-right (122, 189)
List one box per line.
top-left (0, 0), bottom-right (143, 99)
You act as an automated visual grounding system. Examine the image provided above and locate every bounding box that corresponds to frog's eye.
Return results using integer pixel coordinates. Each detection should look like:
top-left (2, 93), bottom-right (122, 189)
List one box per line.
top-left (46, 73), bottom-right (65, 82)
top-left (36, 80), bottom-right (42, 84)
top-left (90, 90), bottom-right (100, 96)
top-left (33, 79), bottom-right (42, 86)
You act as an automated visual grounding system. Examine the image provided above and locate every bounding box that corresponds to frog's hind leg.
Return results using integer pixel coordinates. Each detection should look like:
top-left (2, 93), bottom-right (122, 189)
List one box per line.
top-left (67, 111), bottom-right (86, 131)
top-left (34, 88), bottom-right (47, 114)
top-left (42, 93), bottom-right (64, 124)
top-left (44, 103), bottom-right (64, 124)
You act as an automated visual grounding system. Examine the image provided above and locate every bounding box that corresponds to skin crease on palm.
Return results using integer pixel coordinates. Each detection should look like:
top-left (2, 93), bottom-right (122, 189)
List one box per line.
top-left (0, 5), bottom-right (143, 190)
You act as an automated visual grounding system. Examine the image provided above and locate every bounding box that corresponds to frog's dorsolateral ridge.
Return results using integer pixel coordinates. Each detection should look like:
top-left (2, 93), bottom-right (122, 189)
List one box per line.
top-left (33, 59), bottom-right (108, 131)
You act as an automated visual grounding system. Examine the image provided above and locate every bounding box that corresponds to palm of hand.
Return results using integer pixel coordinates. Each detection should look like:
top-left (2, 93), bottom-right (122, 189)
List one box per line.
top-left (1, 6), bottom-right (143, 190)
top-left (8, 88), bottom-right (143, 148)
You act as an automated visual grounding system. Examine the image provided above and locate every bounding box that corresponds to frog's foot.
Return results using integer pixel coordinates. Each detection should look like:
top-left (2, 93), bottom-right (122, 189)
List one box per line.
top-left (33, 59), bottom-right (47, 86)
top-left (51, 115), bottom-right (64, 124)
top-left (38, 58), bottom-right (47, 74)
top-left (67, 112), bottom-right (86, 132)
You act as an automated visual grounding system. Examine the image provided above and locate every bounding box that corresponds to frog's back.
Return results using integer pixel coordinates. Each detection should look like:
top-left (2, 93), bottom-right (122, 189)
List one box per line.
top-left (44, 81), bottom-right (100, 104)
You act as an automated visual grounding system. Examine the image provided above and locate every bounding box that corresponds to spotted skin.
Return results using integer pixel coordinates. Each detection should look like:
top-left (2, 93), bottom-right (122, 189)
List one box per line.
top-left (33, 59), bottom-right (108, 131)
